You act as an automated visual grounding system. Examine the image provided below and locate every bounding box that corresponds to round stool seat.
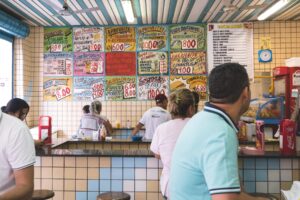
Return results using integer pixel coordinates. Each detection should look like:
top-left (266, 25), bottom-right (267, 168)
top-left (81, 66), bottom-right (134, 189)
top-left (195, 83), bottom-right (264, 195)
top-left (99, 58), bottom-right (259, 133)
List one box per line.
top-left (32, 190), bottom-right (55, 200)
top-left (250, 193), bottom-right (278, 200)
top-left (97, 192), bottom-right (130, 200)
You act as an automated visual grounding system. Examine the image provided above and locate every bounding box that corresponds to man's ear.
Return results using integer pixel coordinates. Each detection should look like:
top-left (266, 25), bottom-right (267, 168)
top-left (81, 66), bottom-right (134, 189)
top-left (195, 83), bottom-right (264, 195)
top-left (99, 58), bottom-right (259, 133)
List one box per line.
top-left (241, 86), bottom-right (250, 101)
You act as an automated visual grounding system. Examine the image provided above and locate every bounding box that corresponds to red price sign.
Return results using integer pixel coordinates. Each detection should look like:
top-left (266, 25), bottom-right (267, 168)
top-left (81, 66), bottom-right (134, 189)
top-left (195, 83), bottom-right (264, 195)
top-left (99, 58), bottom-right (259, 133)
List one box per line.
top-left (50, 44), bottom-right (63, 52)
top-left (55, 86), bottom-right (71, 101)
top-left (92, 83), bottom-right (104, 99)
top-left (148, 89), bottom-right (165, 99)
top-left (194, 85), bottom-right (206, 93)
top-left (112, 43), bottom-right (125, 51)
top-left (142, 40), bottom-right (159, 50)
top-left (123, 83), bottom-right (136, 99)
top-left (181, 39), bottom-right (197, 50)
top-left (177, 66), bottom-right (193, 74)
top-left (89, 43), bottom-right (101, 51)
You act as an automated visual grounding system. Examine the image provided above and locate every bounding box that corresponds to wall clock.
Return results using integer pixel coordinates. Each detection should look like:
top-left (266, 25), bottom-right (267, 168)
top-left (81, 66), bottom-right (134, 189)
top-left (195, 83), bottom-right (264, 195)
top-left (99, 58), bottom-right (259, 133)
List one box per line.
top-left (258, 49), bottom-right (272, 62)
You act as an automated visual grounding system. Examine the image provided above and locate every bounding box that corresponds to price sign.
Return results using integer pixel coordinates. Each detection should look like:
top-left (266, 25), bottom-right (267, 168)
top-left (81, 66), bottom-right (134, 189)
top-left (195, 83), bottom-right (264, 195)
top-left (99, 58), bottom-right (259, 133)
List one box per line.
top-left (194, 85), bottom-right (206, 93)
top-left (50, 44), bottom-right (63, 52)
top-left (181, 39), bottom-right (197, 50)
top-left (55, 86), bottom-right (71, 101)
top-left (112, 43), bottom-right (125, 51)
top-left (92, 83), bottom-right (104, 99)
top-left (142, 40), bottom-right (159, 50)
top-left (159, 61), bottom-right (167, 73)
top-left (177, 66), bottom-right (193, 74)
top-left (148, 89), bottom-right (165, 99)
top-left (89, 43), bottom-right (101, 51)
top-left (90, 61), bottom-right (103, 73)
top-left (123, 83), bottom-right (136, 99)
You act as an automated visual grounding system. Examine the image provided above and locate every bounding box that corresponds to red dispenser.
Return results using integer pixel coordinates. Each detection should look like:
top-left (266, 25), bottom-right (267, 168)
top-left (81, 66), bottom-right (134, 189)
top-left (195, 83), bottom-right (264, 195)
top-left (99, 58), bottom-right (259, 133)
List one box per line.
top-left (280, 119), bottom-right (296, 155)
top-left (38, 116), bottom-right (52, 144)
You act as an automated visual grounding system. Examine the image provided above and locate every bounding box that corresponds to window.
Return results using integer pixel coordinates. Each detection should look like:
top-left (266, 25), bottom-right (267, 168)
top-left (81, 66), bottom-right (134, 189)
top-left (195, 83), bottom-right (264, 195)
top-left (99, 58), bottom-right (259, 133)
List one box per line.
top-left (0, 33), bottom-right (13, 107)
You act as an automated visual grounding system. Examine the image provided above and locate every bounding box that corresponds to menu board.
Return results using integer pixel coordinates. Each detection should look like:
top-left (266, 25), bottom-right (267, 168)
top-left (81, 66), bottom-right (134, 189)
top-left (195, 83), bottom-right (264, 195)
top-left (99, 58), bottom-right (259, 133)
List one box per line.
top-left (44, 53), bottom-right (73, 76)
top-left (137, 52), bottom-right (168, 75)
top-left (105, 26), bottom-right (136, 51)
top-left (170, 52), bottom-right (206, 75)
top-left (73, 27), bottom-right (104, 52)
top-left (170, 76), bottom-right (207, 100)
top-left (106, 52), bottom-right (136, 76)
top-left (170, 24), bottom-right (206, 51)
top-left (138, 76), bottom-right (169, 100)
top-left (44, 27), bottom-right (73, 53)
top-left (207, 22), bottom-right (254, 80)
top-left (73, 77), bottom-right (105, 101)
top-left (106, 76), bottom-right (136, 100)
top-left (137, 26), bottom-right (168, 51)
top-left (43, 77), bottom-right (73, 101)
top-left (74, 52), bottom-right (104, 76)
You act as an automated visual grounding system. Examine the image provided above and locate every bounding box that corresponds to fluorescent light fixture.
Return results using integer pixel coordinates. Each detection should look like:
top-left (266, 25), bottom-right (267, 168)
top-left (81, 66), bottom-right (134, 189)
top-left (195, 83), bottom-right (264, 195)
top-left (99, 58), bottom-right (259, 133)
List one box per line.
top-left (121, 0), bottom-right (135, 23)
top-left (258, 0), bottom-right (289, 20)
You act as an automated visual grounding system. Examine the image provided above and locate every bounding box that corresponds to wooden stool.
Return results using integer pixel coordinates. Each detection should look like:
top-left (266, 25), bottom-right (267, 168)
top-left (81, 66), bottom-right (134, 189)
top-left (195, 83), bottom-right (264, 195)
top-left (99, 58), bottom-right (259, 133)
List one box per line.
top-left (97, 192), bottom-right (130, 200)
top-left (250, 193), bottom-right (278, 200)
top-left (31, 190), bottom-right (55, 200)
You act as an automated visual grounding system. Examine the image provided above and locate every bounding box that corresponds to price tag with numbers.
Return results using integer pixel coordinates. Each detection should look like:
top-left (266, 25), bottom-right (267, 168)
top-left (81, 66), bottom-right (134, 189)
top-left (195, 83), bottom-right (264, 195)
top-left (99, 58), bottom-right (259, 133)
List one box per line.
top-left (181, 39), bottom-right (197, 50)
top-left (159, 61), bottom-right (167, 73)
top-left (112, 43), bottom-right (125, 51)
top-left (177, 66), bottom-right (193, 74)
top-left (90, 61), bottom-right (103, 74)
top-left (123, 83), bottom-right (136, 99)
top-left (194, 85), bottom-right (206, 93)
top-left (55, 86), bottom-right (71, 101)
top-left (143, 40), bottom-right (159, 50)
top-left (89, 43), bottom-right (102, 51)
top-left (92, 83), bottom-right (104, 99)
top-left (50, 44), bottom-right (63, 52)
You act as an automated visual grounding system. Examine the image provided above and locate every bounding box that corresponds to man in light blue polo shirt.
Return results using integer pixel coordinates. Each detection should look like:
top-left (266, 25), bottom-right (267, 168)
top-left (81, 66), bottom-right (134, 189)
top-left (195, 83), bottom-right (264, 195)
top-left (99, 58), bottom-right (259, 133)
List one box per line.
top-left (170, 63), bottom-right (266, 200)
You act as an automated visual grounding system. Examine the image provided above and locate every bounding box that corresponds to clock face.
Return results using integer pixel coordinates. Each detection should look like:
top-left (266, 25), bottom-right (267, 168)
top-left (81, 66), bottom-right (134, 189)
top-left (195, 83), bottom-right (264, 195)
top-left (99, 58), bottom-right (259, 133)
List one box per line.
top-left (259, 50), bottom-right (272, 62)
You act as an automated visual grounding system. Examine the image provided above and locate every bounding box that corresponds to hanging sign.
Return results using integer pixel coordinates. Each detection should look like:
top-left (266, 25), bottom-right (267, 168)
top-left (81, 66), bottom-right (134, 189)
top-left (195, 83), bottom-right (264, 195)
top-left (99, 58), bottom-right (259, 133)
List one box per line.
top-left (105, 26), bottom-right (136, 51)
top-left (73, 77), bottom-right (105, 101)
top-left (74, 52), bottom-right (104, 76)
top-left (138, 52), bottom-right (168, 75)
top-left (73, 27), bottom-right (104, 52)
top-left (106, 52), bottom-right (136, 76)
top-left (43, 53), bottom-right (73, 76)
top-left (138, 76), bottom-right (169, 100)
top-left (105, 76), bottom-right (136, 100)
top-left (44, 27), bottom-right (73, 53)
top-left (43, 77), bottom-right (73, 101)
top-left (137, 26), bottom-right (168, 51)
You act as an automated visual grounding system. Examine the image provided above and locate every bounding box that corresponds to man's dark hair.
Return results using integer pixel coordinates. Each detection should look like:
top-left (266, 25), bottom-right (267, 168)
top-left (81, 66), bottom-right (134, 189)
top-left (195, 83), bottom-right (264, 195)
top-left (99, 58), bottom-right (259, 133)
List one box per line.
top-left (209, 63), bottom-right (249, 104)
top-left (2, 98), bottom-right (29, 114)
top-left (82, 105), bottom-right (90, 114)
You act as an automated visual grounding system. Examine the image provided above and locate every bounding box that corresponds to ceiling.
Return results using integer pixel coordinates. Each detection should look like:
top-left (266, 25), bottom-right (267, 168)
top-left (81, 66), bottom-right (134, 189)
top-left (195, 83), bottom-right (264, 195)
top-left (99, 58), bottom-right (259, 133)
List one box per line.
top-left (0, 0), bottom-right (300, 27)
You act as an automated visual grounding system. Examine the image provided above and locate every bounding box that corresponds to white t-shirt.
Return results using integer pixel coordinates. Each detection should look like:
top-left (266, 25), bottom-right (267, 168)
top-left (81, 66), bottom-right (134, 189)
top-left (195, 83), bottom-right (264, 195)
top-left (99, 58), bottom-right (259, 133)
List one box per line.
top-left (139, 106), bottom-right (171, 140)
top-left (150, 118), bottom-right (190, 197)
top-left (0, 111), bottom-right (36, 195)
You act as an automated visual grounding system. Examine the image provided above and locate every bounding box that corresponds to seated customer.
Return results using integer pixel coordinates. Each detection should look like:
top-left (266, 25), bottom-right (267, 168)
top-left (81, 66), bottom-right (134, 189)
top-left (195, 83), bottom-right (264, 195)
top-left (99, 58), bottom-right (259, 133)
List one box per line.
top-left (150, 89), bottom-right (195, 199)
top-left (82, 104), bottom-right (90, 114)
top-left (0, 102), bottom-right (35, 199)
top-left (78, 100), bottom-right (113, 139)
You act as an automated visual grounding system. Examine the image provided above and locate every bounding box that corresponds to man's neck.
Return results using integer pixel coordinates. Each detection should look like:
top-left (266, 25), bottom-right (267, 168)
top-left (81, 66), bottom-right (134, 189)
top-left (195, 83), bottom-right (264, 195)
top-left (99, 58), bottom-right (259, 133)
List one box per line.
top-left (209, 102), bottom-right (240, 124)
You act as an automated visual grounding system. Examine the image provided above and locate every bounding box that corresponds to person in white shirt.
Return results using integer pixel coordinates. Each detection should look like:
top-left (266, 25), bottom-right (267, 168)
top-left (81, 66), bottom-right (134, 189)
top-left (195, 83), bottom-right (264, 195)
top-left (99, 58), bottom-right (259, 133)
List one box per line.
top-left (150, 89), bottom-right (195, 199)
top-left (132, 93), bottom-right (171, 140)
top-left (0, 110), bottom-right (35, 200)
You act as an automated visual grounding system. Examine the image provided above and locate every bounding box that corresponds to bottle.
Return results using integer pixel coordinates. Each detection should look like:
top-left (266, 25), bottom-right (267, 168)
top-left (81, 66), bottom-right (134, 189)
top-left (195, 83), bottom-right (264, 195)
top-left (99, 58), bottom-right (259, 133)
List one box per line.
top-left (280, 119), bottom-right (296, 155)
top-left (255, 120), bottom-right (265, 151)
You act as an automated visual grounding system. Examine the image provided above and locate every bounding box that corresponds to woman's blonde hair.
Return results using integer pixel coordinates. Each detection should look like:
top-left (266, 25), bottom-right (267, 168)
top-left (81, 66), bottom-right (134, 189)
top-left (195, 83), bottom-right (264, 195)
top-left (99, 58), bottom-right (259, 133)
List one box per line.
top-left (90, 100), bottom-right (102, 115)
top-left (168, 88), bottom-right (195, 118)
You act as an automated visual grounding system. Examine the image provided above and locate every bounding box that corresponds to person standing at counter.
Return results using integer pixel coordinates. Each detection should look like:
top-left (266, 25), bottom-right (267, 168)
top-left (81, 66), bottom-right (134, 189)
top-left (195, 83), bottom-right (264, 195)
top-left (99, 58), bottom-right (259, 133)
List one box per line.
top-left (0, 108), bottom-right (35, 199)
top-left (170, 63), bottom-right (267, 200)
top-left (82, 104), bottom-right (90, 114)
top-left (132, 93), bottom-right (171, 140)
top-left (150, 89), bottom-right (195, 199)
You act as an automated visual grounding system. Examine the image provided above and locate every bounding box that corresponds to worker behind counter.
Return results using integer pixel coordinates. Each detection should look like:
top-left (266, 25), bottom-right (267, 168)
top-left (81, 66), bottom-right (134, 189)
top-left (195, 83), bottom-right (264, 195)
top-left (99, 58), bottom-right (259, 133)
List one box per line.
top-left (132, 93), bottom-right (171, 140)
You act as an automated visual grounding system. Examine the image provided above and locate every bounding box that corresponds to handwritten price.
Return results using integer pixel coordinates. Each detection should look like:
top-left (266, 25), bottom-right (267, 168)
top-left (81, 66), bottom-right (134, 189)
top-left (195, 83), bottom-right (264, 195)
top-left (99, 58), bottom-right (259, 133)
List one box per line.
top-left (89, 43), bottom-right (101, 51)
top-left (123, 83), bottom-right (136, 99)
top-left (92, 83), bottom-right (104, 99)
top-left (177, 66), bottom-right (193, 74)
top-left (148, 89), bottom-right (165, 99)
top-left (112, 43), bottom-right (125, 51)
top-left (50, 44), bottom-right (63, 52)
top-left (55, 87), bottom-right (71, 101)
top-left (143, 40), bottom-right (159, 50)
top-left (194, 85), bottom-right (206, 93)
top-left (181, 39), bottom-right (197, 50)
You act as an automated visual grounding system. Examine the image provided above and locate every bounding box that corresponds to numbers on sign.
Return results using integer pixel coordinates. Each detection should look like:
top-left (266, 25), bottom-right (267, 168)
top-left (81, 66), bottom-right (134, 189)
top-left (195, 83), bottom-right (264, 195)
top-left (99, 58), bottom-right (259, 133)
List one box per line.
top-left (143, 40), bottom-right (159, 50)
top-left (50, 44), bottom-right (63, 52)
top-left (148, 89), bottom-right (165, 99)
top-left (194, 85), bottom-right (206, 93)
top-left (55, 87), bottom-right (71, 101)
top-left (177, 66), bottom-right (192, 74)
top-left (90, 43), bottom-right (101, 51)
top-left (181, 39), bottom-right (197, 50)
top-left (112, 43), bottom-right (125, 51)
top-left (92, 83), bottom-right (104, 99)
top-left (123, 83), bottom-right (136, 98)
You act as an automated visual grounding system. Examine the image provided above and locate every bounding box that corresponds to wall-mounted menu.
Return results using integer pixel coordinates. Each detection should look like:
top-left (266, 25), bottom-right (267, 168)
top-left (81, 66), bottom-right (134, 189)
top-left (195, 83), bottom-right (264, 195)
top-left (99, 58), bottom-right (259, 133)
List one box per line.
top-left (105, 26), bottom-right (136, 51)
top-left (170, 24), bottom-right (206, 51)
top-left (106, 52), bottom-right (136, 76)
top-left (74, 52), bottom-right (104, 76)
top-left (137, 26), bottom-right (168, 51)
top-left (73, 77), bottom-right (104, 101)
top-left (105, 76), bottom-right (136, 100)
top-left (137, 52), bottom-right (168, 75)
top-left (170, 52), bottom-right (206, 75)
top-left (43, 77), bottom-right (73, 101)
top-left (138, 76), bottom-right (169, 100)
top-left (44, 53), bottom-right (73, 76)
top-left (170, 76), bottom-right (207, 100)
top-left (73, 27), bottom-right (104, 52)
top-left (44, 27), bottom-right (72, 53)
top-left (207, 22), bottom-right (254, 80)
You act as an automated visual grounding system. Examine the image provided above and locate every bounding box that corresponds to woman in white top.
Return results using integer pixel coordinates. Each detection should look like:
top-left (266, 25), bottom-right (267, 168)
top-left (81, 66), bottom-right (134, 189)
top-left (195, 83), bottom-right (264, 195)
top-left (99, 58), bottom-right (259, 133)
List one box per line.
top-left (150, 89), bottom-right (196, 199)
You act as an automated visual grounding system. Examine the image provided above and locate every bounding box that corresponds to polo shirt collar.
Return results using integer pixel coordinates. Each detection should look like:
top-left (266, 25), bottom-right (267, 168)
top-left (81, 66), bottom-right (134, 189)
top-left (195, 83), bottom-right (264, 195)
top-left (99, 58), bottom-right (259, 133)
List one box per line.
top-left (204, 102), bottom-right (239, 132)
